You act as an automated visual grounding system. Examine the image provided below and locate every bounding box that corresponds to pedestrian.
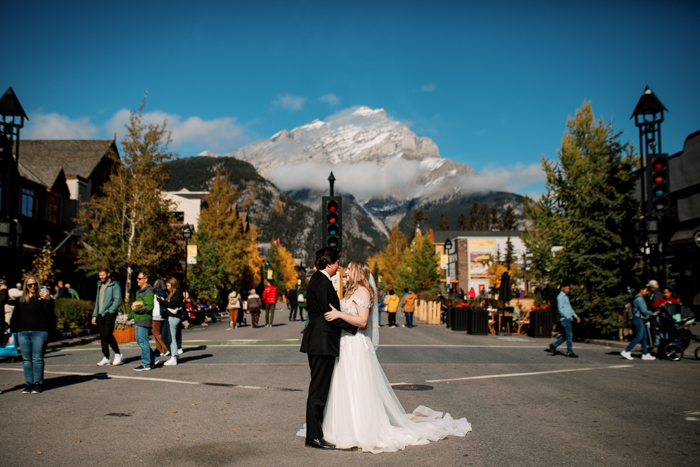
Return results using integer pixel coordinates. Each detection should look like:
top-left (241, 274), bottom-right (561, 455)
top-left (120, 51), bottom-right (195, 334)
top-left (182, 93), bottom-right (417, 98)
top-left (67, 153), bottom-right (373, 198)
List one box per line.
top-left (649, 287), bottom-right (679, 347)
top-left (0, 279), bottom-right (7, 329)
top-left (468, 287), bottom-right (476, 299)
top-left (297, 287), bottom-right (307, 322)
top-left (377, 288), bottom-right (386, 327)
top-left (384, 289), bottom-right (399, 328)
top-left (646, 280), bottom-right (662, 308)
top-left (5, 281), bottom-right (22, 326)
top-left (10, 275), bottom-right (55, 394)
top-left (55, 280), bottom-right (68, 298)
top-left (287, 287), bottom-right (299, 321)
top-left (92, 268), bottom-right (123, 367)
top-left (247, 289), bottom-right (262, 328)
top-left (156, 277), bottom-right (184, 366)
top-left (548, 284), bottom-right (580, 358)
top-left (262, 280), bottom-right (278, 328)
top-left (65, 283), bottom-right (80, 299)
top-left (129, 272), bottom-right (154, 371)
top-left (151, 279), bottom-right (169, 361)
top-left (398, 288), bottom-right (409, 324)
top-left (402, 289), bottom-right (417, 328)
top-left (621, 285), bottom-right (657, 361)
top-left (227, 289), bottom-right (241, 330)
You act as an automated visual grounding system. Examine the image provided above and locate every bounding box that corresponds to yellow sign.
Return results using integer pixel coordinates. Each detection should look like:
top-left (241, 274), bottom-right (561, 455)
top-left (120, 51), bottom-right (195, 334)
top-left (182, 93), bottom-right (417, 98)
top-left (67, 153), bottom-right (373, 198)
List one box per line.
top-left (267, 269), bottom-right (273, 280)
top-left (440, 254), bottom-right (449, 265)
top-left (186, 245), bottom-right (197, 264)
top-left (469, 240), bottom-right (494, 280)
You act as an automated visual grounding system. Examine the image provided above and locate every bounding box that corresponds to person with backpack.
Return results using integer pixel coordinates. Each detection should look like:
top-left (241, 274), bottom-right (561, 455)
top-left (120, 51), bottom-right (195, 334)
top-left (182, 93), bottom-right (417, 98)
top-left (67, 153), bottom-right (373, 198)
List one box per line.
top-left (247, 289), bottom-right (262, 328)
top-left (297, 287), bottom-right (307, 322)
top-left (227, 290), bottom-right (241, 330)
top-left (621, 285), bottom-right (658, 361)
top-left (548, 284), bottom-right (580, 358)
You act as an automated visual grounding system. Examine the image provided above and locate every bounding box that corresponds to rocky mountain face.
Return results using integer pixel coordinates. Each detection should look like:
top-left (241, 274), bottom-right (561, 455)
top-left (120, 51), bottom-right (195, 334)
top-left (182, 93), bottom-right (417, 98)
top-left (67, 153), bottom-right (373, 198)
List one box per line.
top-left (167, 107), bottom-right (525, 261)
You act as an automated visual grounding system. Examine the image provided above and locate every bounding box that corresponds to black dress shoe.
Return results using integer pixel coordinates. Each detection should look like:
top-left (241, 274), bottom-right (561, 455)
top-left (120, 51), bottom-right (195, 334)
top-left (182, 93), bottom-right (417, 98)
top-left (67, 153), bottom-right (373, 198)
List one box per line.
top-left (566, 352), bottom-right (579, 358)
top-left (305, 438), bottom-right (336, 450)
top-left (549, 343), bottom-right (557, 355)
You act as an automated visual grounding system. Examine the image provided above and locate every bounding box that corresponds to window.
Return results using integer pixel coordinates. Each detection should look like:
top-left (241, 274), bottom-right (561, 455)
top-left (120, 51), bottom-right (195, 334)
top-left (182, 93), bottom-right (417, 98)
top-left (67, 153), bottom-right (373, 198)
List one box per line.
top-left (173, 211), bottom-right (185, 224)
top-left (47, 195), bottom-right (61, 224)
top-left (21, 188), bottom-right (35, 218)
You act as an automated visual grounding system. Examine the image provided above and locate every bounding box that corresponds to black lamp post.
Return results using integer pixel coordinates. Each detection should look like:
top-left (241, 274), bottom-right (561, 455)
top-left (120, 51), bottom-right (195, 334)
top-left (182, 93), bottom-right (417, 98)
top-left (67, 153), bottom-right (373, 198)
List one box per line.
top-left (182, 224), bottom-right (192, 290)
top-left (0, 87), bottom-right (28, 250)
top-left (444, 238), bottom-right (453, 296)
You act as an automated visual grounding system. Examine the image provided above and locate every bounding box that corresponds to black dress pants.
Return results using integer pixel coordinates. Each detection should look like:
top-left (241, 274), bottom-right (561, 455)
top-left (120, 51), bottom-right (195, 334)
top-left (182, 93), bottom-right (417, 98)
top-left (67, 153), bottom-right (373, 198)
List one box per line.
top-left (97, 313), bottom-right (120, 357)
top-left (306, 354), bottom-right (336, 440)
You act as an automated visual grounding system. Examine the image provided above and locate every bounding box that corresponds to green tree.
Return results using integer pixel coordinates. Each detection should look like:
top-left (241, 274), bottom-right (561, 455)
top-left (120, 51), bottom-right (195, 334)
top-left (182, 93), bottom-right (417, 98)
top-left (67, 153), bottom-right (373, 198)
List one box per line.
top-left (77, 98), bottom-right (178, 300)
top-left (457, 213), bottom-right (467, 230)
top-left (490, 207), bottom-right (500, 230)
top-left (267, 244), bottom-right (287, 293)
top-left (188, 223), bottom-right (224, 301)
top-left (396, 231), bottom-right (439, 293)
top-left (436, 214), bottom-right (450, 231)
top-left (499, 205), bottom-right (519, 231)
top-left (523, 102), bottom-right (639, 338)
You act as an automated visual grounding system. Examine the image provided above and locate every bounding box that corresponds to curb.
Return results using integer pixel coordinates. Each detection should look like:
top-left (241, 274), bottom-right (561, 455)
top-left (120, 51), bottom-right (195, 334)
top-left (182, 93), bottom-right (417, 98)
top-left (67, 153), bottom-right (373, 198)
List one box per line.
top-left (580, 338), bottom-right (640, 351)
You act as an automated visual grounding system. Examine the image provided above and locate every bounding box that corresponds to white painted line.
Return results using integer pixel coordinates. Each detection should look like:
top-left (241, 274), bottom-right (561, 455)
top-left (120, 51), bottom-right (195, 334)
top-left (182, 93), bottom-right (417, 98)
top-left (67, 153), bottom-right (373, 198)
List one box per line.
top-left (425, 365), bottom-right (633, 382)
top-left (0, 367), bottom-right (199, 385)
top-left (379, 345), bottom-right (546, 348)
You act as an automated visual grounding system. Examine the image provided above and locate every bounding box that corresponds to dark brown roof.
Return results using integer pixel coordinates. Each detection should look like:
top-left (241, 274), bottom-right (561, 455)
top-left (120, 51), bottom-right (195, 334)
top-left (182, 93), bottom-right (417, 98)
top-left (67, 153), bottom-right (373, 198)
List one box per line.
top-left (20, 140), bottom-right (119, 188)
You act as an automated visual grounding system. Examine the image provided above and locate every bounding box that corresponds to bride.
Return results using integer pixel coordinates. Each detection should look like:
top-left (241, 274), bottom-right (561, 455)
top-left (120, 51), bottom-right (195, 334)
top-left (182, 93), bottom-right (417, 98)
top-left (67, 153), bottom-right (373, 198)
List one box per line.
top-left (297, 261), bottom-right (471, 453)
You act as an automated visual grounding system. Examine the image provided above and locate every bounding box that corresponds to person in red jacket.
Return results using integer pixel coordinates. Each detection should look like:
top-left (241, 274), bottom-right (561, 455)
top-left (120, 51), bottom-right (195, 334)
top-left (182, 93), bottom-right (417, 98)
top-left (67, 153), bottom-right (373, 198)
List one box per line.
top-left (262, 281), bottom-right (279, 328)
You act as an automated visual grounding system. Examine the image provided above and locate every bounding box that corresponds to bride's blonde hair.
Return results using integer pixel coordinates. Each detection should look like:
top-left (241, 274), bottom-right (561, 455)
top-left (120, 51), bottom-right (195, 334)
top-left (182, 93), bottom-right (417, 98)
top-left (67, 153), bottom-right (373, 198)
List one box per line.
top-left (344, 261), bottom-right (375, 304)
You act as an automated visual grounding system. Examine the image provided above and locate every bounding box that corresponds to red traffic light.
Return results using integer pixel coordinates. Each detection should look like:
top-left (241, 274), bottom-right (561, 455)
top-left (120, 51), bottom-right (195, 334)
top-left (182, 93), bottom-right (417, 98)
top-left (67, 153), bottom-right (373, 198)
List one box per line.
top-left (327, 200), bottom-right (338, 212)
top-left (654, 163), bottom-right (663, 170)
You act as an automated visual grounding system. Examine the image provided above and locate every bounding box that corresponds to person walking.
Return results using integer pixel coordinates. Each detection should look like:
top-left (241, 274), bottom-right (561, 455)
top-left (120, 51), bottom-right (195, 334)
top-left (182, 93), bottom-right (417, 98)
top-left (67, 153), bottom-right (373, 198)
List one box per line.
top-left (227, 290), bottom-right (241, 330)
top-left (157, 277), bottom-right (184, 366)
top-left (548, 284), bottom-right (580, 358)
top-left (384, 289), bottom-right (399, 328)
top-left (55, 280), bottom-right (68, 299)
top-left (0, 280), bottom-right (7, 329)
top-left (129, 272), bottom-right (154, 371)
top-left (468, 287), bottom-right (476, 299)
top-left (287, 287), bottom-right (299, 321)
top-left (5, 281), bottom-right (22, 326)
top-left (621, 285), bottom-right (657, 361)
top-left (297, 287), bottom-right (307, 322)
top-left (376, 288), bottom-right (385, 327)
top-left (91, 268), bottom-right (123, 367)
top-left (65, 283), bottom-right (80, 299)
top-left (402, 289), bottom-right (417, 328)
top-left (247, 289), bottom-right (262, 328)
top-left (646, 280), bottom-right (662, 308)
top-left (10, 275), bottom-right (55, 394)
top-left (151, 279), bottom-right (169, 362)
top-left (262, 280), bottom-right (278, 328)
top-left (398, 288), bottom-right (409, 326)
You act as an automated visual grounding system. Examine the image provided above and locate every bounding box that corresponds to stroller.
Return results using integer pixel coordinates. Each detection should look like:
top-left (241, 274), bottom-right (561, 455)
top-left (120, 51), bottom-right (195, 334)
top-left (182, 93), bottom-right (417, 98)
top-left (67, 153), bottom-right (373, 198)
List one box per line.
top-left (648, 303), bottom-right (697, 361)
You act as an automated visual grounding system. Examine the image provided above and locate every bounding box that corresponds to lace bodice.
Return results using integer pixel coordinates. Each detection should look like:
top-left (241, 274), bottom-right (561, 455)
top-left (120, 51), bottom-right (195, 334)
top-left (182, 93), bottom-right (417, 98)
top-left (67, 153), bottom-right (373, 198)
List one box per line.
top-left (340, 289), bottom-right (371, 316)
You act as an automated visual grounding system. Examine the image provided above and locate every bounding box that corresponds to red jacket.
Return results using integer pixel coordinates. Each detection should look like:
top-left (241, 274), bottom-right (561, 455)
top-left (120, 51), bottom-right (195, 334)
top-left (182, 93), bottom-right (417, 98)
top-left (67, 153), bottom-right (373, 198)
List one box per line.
top-left (262, 285), bottom-right (278, 304)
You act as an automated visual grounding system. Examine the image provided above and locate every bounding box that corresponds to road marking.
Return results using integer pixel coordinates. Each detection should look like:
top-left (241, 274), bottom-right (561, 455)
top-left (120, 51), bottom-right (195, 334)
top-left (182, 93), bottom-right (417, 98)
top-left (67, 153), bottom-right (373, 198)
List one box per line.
top-left (379, 345), bottom-right (546, 348)
top-left (425, 365), bottom-right (633, 382)
top-left (0, 368), bottom-right (298, 391)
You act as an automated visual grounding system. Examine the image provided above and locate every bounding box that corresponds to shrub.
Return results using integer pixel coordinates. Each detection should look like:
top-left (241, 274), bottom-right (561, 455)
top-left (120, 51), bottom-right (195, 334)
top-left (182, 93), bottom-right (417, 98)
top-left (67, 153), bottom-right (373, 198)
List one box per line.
top-left (55, 298), bottom-right (94, 332)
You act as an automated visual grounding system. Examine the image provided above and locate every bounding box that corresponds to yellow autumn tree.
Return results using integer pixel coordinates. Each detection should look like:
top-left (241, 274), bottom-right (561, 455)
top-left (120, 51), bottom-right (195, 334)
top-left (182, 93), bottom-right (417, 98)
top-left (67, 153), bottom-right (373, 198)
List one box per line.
top-left (376, 226), bottom-right (408, 291)
top-left (278, 245), bottom-right (298, 289)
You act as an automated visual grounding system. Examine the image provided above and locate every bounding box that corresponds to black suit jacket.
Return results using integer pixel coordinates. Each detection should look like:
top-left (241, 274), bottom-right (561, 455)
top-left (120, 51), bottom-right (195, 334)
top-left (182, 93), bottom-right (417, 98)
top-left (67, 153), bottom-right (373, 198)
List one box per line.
top-left (300, 270), bottom-right (358, 356)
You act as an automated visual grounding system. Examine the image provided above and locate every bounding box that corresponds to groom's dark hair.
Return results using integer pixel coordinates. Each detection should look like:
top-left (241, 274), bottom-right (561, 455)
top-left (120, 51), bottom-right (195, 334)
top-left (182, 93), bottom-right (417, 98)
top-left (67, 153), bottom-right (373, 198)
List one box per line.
top-left (315, 247), bottom-right (341, 270)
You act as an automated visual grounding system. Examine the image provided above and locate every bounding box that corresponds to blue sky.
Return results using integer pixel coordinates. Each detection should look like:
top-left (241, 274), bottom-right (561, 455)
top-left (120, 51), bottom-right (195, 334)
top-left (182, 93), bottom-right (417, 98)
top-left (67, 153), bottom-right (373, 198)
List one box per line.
top-left (5, 0), bottom-right (699, 196)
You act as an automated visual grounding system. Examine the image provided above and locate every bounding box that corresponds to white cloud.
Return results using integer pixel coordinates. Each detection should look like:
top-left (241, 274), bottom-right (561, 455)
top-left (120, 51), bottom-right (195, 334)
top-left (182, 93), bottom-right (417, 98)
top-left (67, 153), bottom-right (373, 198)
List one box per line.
top-left (24, 112), bottom-right (98, 139)
top-left (24, 109), bottom-right (249, 153)
top-left (273, 93), bottom-right (307, 111)
top-left (421, 83), bottom-right (436, 92)
top-left (319, 93), bottom-right (340, 107)
top-left (452, 163), bottom-right (546, 194)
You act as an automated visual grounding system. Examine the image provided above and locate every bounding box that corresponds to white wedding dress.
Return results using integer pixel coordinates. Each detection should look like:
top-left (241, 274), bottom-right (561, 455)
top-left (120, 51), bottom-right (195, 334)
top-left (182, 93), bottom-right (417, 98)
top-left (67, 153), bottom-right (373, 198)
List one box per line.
top-left (297, 286), bottom-right (472, 453)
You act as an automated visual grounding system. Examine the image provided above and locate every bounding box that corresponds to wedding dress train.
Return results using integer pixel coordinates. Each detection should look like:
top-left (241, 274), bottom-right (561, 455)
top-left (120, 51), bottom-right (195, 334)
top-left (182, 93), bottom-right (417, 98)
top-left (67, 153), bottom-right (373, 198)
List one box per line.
top-left (298, 290), bottom-right (471, 453)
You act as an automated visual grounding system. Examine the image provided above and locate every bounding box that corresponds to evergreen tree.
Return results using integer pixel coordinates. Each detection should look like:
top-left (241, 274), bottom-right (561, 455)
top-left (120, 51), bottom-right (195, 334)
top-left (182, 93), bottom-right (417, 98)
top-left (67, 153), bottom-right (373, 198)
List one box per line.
top-left (267, 244), bottom-right (295, 293)
top-left (436, 214), bottom-right (450, 231)
top-left (504, 235), bottom-right (515, 267)
top-left (499, 205), bottom-right (519, 231)
top-left (523, 102), bottom-right (639, 337)
top-left (396, 231), bottom-right (439, 293)
top-left (77, 98), bottom-right (178, 300)
top-left (466, 202), bottom-right (479, 230)
top-left (188, 223), bottom-right (224, 301)
top-left (457, 213), bottom-right (467, 230)
top-left (490, 208), bottom-right (500, 230)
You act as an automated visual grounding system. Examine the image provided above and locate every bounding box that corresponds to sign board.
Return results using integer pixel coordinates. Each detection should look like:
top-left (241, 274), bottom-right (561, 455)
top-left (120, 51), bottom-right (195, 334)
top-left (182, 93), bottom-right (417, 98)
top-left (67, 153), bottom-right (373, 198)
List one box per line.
top-left (440, 254), bottom-right (449, 265)
top-left (187, 245), bottom-right (197, 264)
top-left (469, 240), bottom-right (494, 280)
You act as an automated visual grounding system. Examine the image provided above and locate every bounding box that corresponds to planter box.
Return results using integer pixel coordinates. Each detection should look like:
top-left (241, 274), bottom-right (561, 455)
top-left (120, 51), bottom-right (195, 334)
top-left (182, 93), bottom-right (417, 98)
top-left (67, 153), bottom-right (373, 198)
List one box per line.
top-left (113, 326), bottom-right (135, 343)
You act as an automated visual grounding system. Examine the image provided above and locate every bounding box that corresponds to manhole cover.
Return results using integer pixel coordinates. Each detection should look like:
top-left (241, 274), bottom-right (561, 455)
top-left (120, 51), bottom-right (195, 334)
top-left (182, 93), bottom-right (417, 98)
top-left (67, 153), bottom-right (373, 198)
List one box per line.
top-left (105, 413), bottom-right (131, 417)
top-left (392, 384), bottom-right (433, 391)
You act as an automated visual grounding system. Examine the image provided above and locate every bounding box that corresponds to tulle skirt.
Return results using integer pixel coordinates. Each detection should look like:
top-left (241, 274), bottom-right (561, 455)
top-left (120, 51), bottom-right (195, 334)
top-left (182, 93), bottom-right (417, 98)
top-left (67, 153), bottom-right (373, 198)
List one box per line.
top-left (298, 330), bottom-right (471, 453)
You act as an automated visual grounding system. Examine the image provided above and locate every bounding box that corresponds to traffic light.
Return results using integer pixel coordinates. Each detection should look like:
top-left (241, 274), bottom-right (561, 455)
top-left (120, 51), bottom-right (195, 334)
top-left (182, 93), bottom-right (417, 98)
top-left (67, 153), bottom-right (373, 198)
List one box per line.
top-left (321, 196), bottom-right (342, 251)
top-left (647, 154), bottom-right (670, 217)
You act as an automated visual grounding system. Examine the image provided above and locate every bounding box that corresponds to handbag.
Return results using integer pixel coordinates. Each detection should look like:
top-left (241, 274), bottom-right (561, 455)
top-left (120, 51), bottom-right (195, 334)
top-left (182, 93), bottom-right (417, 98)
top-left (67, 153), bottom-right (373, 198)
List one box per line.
top-left (0, 331), bottom-right (18, 357)
top-left (152, 299), bottom-right (162, 320)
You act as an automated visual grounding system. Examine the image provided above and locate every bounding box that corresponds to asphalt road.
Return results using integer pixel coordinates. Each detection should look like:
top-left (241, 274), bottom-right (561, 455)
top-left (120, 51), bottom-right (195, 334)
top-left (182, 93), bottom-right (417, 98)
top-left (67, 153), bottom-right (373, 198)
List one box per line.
top-left (1, 315), bottom-right (699, 466)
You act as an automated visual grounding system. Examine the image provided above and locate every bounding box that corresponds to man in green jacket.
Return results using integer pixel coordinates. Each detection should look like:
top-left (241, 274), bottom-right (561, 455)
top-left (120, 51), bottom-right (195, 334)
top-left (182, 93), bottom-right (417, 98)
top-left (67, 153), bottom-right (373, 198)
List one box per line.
top-left (129, 271), bottom-right (154, 371)
top-left (92, 268), bottom-right (123, 367)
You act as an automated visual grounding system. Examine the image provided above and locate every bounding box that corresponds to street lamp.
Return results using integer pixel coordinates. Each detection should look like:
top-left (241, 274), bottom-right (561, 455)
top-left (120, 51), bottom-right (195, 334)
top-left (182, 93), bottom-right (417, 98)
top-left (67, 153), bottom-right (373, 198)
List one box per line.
top-left (444, 238), bottom-right (453, 296)
top-left (182, 224), bottom-right (192, 290)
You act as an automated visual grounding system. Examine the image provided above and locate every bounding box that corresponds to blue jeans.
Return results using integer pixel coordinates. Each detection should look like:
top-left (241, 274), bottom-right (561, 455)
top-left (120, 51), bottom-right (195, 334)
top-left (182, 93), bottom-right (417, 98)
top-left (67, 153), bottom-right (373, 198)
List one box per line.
top-left (17, 330), bottom-right (49, 384)
top-left (552, 318), bottom-right (573, 354)
top-left (134, 325), bottom-right (153, 367)
top-left (626, 317), bottom-right (648, 354)
top-left (167, 316), bottom-right (181, 358)
top-left (405, 312), bottom-right (414, 327)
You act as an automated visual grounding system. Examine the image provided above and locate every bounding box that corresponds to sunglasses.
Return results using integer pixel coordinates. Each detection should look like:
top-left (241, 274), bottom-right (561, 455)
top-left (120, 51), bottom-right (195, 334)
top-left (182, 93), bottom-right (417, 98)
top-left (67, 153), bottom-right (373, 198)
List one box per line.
top-left (27, 283), bottom-right (38, 287)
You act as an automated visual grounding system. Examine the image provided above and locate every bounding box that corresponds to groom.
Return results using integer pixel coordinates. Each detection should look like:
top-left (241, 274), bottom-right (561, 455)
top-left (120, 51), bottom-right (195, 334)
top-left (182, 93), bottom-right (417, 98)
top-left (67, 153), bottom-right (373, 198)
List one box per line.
top-left (300, 247), bottom-right (358, 450)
